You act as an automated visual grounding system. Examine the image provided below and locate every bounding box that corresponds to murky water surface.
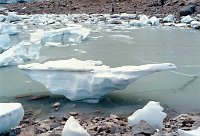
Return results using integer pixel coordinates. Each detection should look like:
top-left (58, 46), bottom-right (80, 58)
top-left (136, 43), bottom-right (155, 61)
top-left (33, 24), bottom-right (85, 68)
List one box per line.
top-left (1, 27), bottom-right (200, 116)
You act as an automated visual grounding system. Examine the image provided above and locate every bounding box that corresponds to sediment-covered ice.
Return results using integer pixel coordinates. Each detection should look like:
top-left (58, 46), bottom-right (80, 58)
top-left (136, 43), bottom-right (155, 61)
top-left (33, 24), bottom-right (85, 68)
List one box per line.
top-left (18, 58), bottom-right (176, 102)
top-left (178, 127), bottom-right (200, 136)
top-left (62, 116), bottom-right (90, 136)
top-left (0, 103), bottom-right (24, 134)
top-left (128, 101), bottom-right (167, 129)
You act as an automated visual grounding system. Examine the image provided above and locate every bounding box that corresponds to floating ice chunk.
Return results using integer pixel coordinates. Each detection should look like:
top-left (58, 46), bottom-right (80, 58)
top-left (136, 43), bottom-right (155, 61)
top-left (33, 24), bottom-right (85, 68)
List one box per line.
top-left (27, 29), bottom-right (44, 60)
top-left (107, 18), bottom-right (122, 24)
top-left (0, 34), bottom-right (11, 52)
top-left (0, 42), bottom-right (29, 67)
top-left (128, 101), bottom-right (167, 129)
top-left (74, 49), bottom-right (87, 54)
top-left (62, 116), bottom-right (90, 136)
top-left (0, 103), bottom-right (24, 134)
top-left (0, 0), bottom-right (17, 3)
top-left (18, 59), bottom-right (176, 102)
top-left (1, 23), bottom-right (19, 35)
top-left (149, 16), bottom-right (159, 26)
top-left (45, 42), bottom-right (62, 47)
top-left (129, 15), bottom-right (149, 27)
top-left (120, 13), bottom-right (136, 19)
top-left (181, 15), bottom-right (194, 23)
top-left (175, 23), bottom-right (187, 27)
top-left (42, 25), bottom-right (90, 45)
top-left (178, 127), bottom-right (200, 136)
top-left (139, 15), bottom-right (149, 26)
top-left (190, 21), bottom-right (200, 29)
top-left (0, 14), bottom-right (6, 22)
top-left (6, 13), bottom-right (21, 22)
top-left (129, 20), bottom-right (143, 27)
top-left (163, 14), bottom-right (176, 22)
top-left (30, 29), bottom-right (45, 43)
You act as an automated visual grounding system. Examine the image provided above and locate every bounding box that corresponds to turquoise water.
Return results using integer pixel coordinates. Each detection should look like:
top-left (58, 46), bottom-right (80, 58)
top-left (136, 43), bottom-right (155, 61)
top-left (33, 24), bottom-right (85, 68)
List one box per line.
top-left (1, 27), bottom-right (200, 114)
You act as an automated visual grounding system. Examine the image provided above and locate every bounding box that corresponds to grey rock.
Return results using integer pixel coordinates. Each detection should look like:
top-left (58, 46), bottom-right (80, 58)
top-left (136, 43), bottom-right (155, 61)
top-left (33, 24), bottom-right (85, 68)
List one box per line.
top-left (50, 123), bottom-right (60, 130)
top-left (36, 127), bottom-right (46, 134)
top-left (180, 5), bottom-right (196, 16)
top-left (69, 112), bottom-right (78, 116)
top-left (132, 120), bottom-right (156, 135)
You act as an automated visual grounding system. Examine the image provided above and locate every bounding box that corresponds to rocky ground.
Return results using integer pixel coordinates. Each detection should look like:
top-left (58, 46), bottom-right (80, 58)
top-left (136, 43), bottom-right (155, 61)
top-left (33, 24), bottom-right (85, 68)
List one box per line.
top-left (2, 0), bottom-right (200, 17)
top-left (0, 100), bottom-right (200, 136)
top-left (1, 112), bottom-right (200, 136)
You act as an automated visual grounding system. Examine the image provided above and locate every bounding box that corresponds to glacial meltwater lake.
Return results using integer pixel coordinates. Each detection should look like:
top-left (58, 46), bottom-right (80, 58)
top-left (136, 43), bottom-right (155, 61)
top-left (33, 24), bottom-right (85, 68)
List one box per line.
top-left (1, 27), bottom-right (200, 116)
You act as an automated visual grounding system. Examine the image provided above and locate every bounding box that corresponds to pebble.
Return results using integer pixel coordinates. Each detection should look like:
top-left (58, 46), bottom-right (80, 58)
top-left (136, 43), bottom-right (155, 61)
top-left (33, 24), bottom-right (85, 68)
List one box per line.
top-left (69, 112), bottom-right (78, 116)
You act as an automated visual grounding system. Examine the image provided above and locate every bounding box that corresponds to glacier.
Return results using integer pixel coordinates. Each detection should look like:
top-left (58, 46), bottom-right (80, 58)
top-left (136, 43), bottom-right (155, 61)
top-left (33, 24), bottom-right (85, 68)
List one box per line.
top-left (18, 58), bottom-right (176, 102)
top-left (0, 103), bottom-right (24, 134)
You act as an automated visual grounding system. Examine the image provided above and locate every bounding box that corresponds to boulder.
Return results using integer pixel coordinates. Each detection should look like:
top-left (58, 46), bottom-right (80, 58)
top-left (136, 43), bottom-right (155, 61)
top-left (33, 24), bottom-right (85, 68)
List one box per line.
top-left (180, 4), bottom-right (196, 16)
top-left (132, 120), bottom-right (156, 135)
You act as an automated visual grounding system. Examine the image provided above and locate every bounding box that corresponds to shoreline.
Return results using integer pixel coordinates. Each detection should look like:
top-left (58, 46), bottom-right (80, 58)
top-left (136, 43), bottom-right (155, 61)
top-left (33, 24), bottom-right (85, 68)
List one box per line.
top-left (1, 94), bottom-right (200, 135)
top-left (1, 0), bottom-right (200, 16)
top-left (1, 99), bottom-right (200, 135)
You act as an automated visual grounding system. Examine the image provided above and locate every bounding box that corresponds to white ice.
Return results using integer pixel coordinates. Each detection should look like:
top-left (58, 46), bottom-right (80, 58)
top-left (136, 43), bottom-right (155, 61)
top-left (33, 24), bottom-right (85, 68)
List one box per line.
top-left (62, 116), bottom-right (90, 136)
top-left (178, 127), bottom-right (200, 136)
top-left (191, 21), bottom-right (200, 29)
top-left (181, 15), bottom-right (194, 23)
top-left (1, 23), bottom-right (19, 35)
top-left (149, 16), bottom-right (159, 26)
top-left (0, 103), bottom-right (24, 134)
top-left (18, 58), bottom-right (176, 102)
top-left (0, 42), bottom-right (29, 67)
top-left (0, 34), bottom-right (11, 53)
top-left (128, 101), bottom-right (167, 129)
top-left (163, 14), bottom-right (175, 22)
top-left (42, 25), bottom-right (90, 46)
